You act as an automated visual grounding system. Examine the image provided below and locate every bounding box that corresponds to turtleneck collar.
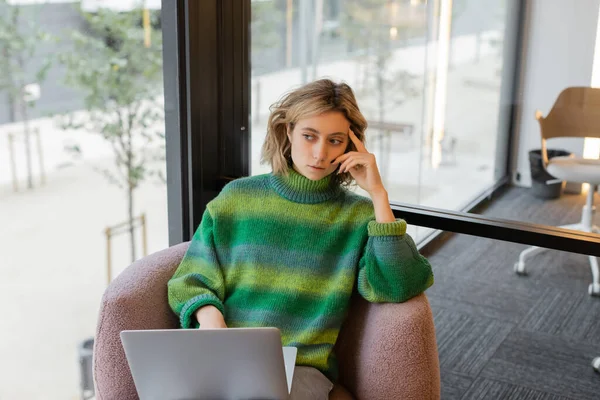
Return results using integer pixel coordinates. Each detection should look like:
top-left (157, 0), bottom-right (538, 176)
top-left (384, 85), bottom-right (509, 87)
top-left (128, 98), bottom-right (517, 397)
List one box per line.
top-left (269, 167), bottom-right (343, 204)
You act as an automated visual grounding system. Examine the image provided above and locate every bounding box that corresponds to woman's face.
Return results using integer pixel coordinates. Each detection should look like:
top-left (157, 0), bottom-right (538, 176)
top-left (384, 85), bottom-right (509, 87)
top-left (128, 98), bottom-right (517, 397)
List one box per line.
top-left (287, 111), bottom-right (351, 181)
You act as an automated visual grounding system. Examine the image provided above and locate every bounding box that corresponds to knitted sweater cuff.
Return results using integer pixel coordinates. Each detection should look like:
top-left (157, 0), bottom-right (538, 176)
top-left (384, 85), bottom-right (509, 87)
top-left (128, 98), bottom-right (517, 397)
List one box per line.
top-left (367, 219), bottom-right (407, 237)
top-left (180, 293), bottom-right (225, 329)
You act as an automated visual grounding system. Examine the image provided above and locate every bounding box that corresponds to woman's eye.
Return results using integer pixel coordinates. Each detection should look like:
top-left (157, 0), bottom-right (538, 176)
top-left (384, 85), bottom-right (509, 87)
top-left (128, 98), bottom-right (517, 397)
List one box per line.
top-left (303, 134), bottom-right (314, 141)
top-left (330, 139), bottom-right (343, 145)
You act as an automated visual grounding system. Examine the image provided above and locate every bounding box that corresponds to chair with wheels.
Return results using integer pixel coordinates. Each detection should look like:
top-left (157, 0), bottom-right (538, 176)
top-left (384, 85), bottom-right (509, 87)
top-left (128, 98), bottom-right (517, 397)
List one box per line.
top-left (513, 87), bottom-right (600, 297)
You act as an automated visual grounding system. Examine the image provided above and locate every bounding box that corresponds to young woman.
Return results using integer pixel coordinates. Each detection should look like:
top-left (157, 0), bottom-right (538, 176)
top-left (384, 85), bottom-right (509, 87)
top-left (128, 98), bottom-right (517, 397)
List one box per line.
top-left (167, 79), bottom-right (434, 399)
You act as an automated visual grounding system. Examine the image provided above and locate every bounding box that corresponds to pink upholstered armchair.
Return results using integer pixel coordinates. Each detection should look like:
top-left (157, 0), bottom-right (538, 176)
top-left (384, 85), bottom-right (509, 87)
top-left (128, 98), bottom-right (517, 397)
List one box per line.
top-left (93, 243), bottom-right (440, 400)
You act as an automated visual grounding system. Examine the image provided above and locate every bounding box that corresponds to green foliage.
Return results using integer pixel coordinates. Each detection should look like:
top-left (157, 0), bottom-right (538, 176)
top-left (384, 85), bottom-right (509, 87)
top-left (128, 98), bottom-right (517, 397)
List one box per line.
top-left (0, 0), bottom-right (53, 116)
top-left (251, 0), bottom-right (282, 51)
top-left (58, 8), bottom-right (164, 191)
top-left (0, 0), bottom-right (54, 189)
top-left (250, 0), bottom-right (283, 75)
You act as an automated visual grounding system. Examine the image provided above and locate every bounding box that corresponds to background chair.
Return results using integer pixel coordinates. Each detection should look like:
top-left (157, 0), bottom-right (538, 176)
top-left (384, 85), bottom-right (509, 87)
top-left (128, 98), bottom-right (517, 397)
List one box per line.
top-left (514, 87), bottom-right (600, 297)
top-left (93, 242), bottom-right (441, 400)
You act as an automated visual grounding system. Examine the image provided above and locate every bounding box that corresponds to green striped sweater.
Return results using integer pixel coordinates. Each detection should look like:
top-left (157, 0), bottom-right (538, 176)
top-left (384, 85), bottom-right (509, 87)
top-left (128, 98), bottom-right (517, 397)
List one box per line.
top-left (167, 168), bottom-right (434, 380)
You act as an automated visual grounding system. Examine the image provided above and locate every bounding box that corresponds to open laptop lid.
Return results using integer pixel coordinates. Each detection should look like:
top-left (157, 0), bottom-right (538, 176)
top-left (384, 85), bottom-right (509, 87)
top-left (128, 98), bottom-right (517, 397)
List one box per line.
top-left (282, 346), bottom-right (298, 393)
top-left (120, 328), bottom-right (297, 400)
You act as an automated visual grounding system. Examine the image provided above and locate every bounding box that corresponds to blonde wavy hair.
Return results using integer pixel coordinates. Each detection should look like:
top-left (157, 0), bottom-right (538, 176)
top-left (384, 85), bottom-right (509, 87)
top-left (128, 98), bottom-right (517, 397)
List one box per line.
top-left (260, 78), bottom-right (368, 186)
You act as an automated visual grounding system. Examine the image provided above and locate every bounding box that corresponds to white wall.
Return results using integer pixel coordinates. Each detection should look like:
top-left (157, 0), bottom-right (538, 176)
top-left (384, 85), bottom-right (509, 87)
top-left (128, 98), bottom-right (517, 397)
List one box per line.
top-left (511, 0), bottom-right (600, 187)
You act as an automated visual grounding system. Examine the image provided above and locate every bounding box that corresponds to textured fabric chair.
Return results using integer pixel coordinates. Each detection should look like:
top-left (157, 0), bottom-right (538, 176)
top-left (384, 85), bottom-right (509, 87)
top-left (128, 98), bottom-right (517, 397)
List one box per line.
top-left (513, 87), bottom-right (600, 296)
top-left (93, 242), bottom-right (440, 400)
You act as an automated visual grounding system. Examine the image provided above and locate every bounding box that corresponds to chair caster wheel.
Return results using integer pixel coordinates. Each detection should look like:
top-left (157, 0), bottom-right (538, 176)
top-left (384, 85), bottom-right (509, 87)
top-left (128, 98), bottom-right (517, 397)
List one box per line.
top-left (593, 357), bottom-right (600, 373)
top-left (588, 283), bottom-right (600, 297)
top-left (514, 262), bottom-right (528, 276)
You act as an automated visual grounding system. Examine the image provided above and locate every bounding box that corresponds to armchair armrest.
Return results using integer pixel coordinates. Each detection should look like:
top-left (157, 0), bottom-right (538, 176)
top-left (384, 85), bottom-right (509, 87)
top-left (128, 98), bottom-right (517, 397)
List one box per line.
top-left (94, 242), bottom-right (189, 400)
top-left (335, 293), bottom-right (440, 400)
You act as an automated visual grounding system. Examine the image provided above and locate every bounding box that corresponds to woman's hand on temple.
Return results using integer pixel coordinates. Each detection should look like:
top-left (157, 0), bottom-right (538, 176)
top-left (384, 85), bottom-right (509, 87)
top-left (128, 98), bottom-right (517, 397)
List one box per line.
top-left (332, 129), bottom-right (386, 196)
top-left (333, 129), bottom-right (396, 223)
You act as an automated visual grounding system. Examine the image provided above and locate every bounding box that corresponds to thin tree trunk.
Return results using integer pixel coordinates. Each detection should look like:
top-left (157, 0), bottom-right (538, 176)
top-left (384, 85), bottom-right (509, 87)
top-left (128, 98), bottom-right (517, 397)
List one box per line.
top-left (128, 181), bottom-right (136, 263)
top-left (7, 7), bottom-right (18, 124)
top-left (8, 92), bottom-right (16, 123)
top-left (12, 8), bottom-right (33, 188)
top-left (126, 117), bottom-right (136, 263)
top-left (2, 46), bottom-right (17, 123)
top-left (18, 78), bottom-right (34, 189)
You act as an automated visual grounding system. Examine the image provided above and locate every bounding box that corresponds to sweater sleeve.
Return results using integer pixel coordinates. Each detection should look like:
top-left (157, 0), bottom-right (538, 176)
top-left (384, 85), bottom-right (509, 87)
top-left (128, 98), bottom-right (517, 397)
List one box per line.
top-left (357, 219), bottom-right (434, 303)
top-left (167, 208), bottom-right (226, 329)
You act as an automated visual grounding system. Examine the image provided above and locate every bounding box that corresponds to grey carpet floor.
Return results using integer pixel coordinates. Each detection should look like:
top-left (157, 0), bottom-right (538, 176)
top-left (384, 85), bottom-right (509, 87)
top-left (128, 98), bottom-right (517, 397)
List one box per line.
top-left (421, 186), bottom-right (600, 400)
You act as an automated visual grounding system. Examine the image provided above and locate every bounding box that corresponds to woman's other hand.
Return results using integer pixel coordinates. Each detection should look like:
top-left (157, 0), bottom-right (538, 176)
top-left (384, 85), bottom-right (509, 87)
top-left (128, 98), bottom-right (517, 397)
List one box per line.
top-left (195, 305), bottom-right (228, 329)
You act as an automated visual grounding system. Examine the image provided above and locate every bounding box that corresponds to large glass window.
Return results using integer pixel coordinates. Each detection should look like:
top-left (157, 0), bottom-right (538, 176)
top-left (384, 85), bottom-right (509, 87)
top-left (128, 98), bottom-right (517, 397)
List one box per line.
top-left (0, 1), bottom-right (166, 398)
top-left (250, 0), bottom-right (519, 242)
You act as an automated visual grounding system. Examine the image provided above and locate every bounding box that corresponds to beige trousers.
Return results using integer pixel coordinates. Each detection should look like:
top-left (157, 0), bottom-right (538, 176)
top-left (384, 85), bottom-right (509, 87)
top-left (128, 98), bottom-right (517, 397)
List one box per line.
top-left (288, 366), bottom-right (334, 400)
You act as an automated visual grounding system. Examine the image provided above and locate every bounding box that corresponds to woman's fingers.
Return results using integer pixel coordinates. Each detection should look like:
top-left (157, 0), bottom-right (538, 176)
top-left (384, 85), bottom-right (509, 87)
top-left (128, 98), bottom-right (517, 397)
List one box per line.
top-left (338, 154), bottom-right (360, 173)
top-left (349, 129), bottom-right (368, 153)
top-left (340, 159), bottom-right (363, 174)
top-left (332, 151), bottom-right (356, 165)
top-left (338, 153), bottom-right (369, 174)
top-left (331, 130), bottom-right (368, 166)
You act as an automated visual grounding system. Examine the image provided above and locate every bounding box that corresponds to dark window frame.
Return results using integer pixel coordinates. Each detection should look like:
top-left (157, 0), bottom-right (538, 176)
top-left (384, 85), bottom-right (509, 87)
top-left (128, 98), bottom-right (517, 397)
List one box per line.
top-left (163, 0), bottom-right (249, 244)
top-left (162, 0), bottom-right (600, 257)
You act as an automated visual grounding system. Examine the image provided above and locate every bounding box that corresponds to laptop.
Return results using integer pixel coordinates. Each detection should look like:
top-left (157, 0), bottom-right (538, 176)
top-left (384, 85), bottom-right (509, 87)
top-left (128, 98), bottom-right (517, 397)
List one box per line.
top-left (120, 328), bottom-right (297, 400)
